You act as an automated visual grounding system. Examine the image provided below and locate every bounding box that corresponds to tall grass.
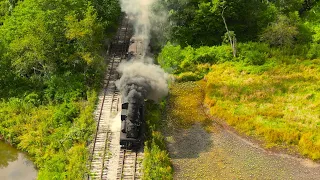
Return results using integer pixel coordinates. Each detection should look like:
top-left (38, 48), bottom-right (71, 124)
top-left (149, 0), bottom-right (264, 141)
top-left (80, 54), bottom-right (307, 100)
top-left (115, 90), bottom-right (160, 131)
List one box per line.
top-left (205, 59), bottom-right (320, 160)
top-left (166, 81), bottom-right (214, 131)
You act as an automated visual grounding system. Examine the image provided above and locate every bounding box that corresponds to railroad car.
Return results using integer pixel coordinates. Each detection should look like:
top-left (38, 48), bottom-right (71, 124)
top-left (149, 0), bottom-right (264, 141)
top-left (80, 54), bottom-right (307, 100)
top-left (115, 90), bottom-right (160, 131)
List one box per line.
top-left (126, 36), bottom-right (145, 60)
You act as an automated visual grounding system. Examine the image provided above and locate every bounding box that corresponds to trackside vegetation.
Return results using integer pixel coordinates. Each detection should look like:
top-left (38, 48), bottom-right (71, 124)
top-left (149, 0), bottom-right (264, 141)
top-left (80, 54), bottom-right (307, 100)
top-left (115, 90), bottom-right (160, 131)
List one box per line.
top-left (0, 0), bottom-right (121, 179)
top-left (156, 0), bottom-right (320, 160)
top-left (143, 101), bottom-right (173, 180)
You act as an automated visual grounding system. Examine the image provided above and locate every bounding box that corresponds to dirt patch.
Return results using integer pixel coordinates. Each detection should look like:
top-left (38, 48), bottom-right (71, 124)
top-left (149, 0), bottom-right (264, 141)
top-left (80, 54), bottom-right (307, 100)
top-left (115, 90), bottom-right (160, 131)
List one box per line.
top-left (164, 122), bottom-right (320, 180)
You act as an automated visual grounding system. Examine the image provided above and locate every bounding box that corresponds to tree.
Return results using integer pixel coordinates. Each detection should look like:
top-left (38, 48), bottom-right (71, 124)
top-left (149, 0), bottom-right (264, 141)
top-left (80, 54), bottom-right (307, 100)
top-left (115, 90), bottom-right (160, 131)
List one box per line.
top-left (221, 4), bottom-right (236, 57)
top-left (165, 0), bottom-right (276, 47)
top-left (260, 13), bottom-right (299, 47)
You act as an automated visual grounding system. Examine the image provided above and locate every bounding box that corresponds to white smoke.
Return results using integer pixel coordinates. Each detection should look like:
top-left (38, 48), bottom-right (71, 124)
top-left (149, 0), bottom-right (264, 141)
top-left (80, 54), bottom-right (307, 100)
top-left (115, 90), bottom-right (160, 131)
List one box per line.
top-left (117, 0), bottom-right (169, 103)
top-left (120, 0), bottom-right (156, 53)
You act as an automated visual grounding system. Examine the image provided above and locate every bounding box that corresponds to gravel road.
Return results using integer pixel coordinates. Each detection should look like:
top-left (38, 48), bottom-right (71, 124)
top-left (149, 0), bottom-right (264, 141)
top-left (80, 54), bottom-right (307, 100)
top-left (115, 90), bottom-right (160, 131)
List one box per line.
top-left (164, 123), bottom-right (320, 180)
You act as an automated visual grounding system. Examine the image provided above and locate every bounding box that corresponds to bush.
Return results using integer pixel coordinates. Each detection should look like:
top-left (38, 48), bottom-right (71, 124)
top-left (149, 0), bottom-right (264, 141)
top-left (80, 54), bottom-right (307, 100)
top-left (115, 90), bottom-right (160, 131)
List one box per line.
top-left (158, 42), bottom-right (184, 74)
top-left (176, 72), bottom-right (200, 82)
top-left (143, 140), bottom-right (173, 180)
top-left (260, 13), bottom-right (299, 47)
top-left (143, 101), bottom-right (173, 180)
top-left (237, 42), bottom-right (269, 65)
top-left (307, 43), bottom-right (320, 59)
top-left (158, 42), bottom-right (232, 75)
top-left (194, 45), bottom-right (233, 63)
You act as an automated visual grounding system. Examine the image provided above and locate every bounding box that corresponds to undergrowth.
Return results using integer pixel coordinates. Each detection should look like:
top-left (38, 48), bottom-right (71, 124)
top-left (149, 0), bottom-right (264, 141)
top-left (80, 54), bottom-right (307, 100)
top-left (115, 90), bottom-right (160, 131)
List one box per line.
top-left (0, 90), bottom-right (97, 179)
top-left (205, 59), bottom-right (320, 160)
top-left (167, 81), bottom-right (212, 131)
top-left (143, 101), bottom-right (173, 180)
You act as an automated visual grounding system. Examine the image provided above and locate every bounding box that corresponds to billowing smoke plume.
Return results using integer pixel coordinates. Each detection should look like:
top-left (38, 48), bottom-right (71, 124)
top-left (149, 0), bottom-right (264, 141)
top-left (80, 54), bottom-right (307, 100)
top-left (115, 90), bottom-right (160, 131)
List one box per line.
top-left (117, 0), bottom-right (169, 104)
top-left (120, 0), bottom-right (156, 53)
top-left (116, 60), bottom-right (169, 103)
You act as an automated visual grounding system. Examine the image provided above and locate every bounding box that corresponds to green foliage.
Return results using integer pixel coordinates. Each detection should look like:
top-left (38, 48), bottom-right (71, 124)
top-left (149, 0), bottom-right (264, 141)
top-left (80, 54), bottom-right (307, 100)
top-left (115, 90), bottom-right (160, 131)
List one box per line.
top-left (0, 90), bottom-right (97, 179)
top-left (307, 43), bottom-right (320, 59)
top-left (271, 0), bottom-right (305, 13)
top-left (165, 0), bottom-right (276, 46)
top-left (158, 42), bottom-right (232, 77)
top-left (44, 73), bottom-right (87, 103)
top-left (0, 0), bottom-right (117, 97)
top-left (237, 42), bottom-right (270, 65)
top-left (143, 140), bottom-right (173, 180)
top-left (92, 0), bottom-right (121, 30)
top-left (0, 0), bottom-right (120, 179)
top-left (260, 13), bottom-right (299, 47)
top-left (143, 101), bottom-right (173, 180)
top-left (304, 2), bottom-right (320, 59)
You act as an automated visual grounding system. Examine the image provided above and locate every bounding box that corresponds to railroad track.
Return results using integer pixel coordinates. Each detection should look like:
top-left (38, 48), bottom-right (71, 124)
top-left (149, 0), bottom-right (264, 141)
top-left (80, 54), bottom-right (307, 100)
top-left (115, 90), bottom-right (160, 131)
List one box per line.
top-left (88, 15), bottom-right (133, 180)
top-left (116, 149), bottom-right (143, 180)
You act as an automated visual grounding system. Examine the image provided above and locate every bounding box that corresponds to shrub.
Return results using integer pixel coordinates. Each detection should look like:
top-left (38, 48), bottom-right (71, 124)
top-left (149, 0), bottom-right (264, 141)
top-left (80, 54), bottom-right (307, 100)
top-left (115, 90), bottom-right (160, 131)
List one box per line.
top-left (260, 13), bottom-right (299, 47)
top-left (176, 72), bottom-right (200, 82)
top-left (307, 43), bottom-right (320, 59)
top-left (237, 42), bottom-right (269, 65)
top-left (143, 101), bottom-right (173, 180)
top-left (158, 43), bottom-right (233, 75)
top-left (158, 42), bottom-right (184, 74)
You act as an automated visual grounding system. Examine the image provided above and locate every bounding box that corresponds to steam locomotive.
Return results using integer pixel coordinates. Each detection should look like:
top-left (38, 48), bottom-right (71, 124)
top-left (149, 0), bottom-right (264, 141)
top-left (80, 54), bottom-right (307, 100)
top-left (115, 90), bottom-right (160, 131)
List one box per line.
top-left (120, 98), bottom-right (145, 149)
top-left (119, 36), bottom-right (146, 149)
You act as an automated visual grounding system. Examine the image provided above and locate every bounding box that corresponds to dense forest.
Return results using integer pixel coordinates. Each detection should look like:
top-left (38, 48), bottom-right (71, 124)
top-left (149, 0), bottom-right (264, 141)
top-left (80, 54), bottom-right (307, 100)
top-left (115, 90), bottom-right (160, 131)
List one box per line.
top-left (1, 0), bottom-right (320, 179)
top-left (0, 0), bottom-right (120, 179)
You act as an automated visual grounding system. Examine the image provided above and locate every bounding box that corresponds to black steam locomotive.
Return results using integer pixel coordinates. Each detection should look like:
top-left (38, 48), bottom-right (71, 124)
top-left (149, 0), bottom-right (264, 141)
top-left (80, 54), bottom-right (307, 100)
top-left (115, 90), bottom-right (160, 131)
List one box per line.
top-left (120, 98), bottom-right (145, 149)
top-left (119, 36), bottom-right (146, 149)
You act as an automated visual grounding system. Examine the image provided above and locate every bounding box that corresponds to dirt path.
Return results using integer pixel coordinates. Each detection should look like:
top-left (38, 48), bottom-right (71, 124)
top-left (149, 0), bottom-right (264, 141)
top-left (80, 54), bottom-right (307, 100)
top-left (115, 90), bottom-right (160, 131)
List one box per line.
top-left (164, 123), bottom-right (320, 180)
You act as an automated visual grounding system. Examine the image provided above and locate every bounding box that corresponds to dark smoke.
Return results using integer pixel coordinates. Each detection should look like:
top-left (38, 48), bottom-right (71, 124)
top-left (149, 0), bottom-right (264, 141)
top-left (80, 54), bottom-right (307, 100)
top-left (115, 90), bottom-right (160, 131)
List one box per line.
top-left (116, 0), bottom-right (169, 125)
top-left (116, 60), bottom-right (169, 104)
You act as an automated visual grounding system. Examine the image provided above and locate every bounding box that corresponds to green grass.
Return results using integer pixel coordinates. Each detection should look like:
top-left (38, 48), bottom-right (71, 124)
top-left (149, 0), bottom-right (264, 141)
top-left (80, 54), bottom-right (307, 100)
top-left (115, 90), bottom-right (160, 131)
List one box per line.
top-left (205, 59), bottom-right (320, 160)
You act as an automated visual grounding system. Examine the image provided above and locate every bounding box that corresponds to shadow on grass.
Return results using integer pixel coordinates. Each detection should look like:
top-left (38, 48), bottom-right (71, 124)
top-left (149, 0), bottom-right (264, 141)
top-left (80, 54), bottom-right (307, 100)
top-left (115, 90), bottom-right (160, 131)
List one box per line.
top-left (163, 81), bottom-right (214, 159)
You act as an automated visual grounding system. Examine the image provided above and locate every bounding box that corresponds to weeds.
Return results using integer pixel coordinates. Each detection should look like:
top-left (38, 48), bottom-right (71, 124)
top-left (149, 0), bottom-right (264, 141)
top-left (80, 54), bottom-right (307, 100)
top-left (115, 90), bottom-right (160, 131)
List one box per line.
top-left (205, 59), bottom-right (320, 160)
top-left (143, 101), bottom-right (173, 180)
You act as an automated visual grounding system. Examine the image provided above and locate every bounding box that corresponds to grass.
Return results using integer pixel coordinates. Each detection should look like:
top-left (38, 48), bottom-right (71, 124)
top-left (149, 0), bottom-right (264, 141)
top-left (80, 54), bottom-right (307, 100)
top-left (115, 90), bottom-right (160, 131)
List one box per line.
top-left (204, 59), bottom-right (320, 160)
top-left (167, 81), bottom-right (213, 131)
